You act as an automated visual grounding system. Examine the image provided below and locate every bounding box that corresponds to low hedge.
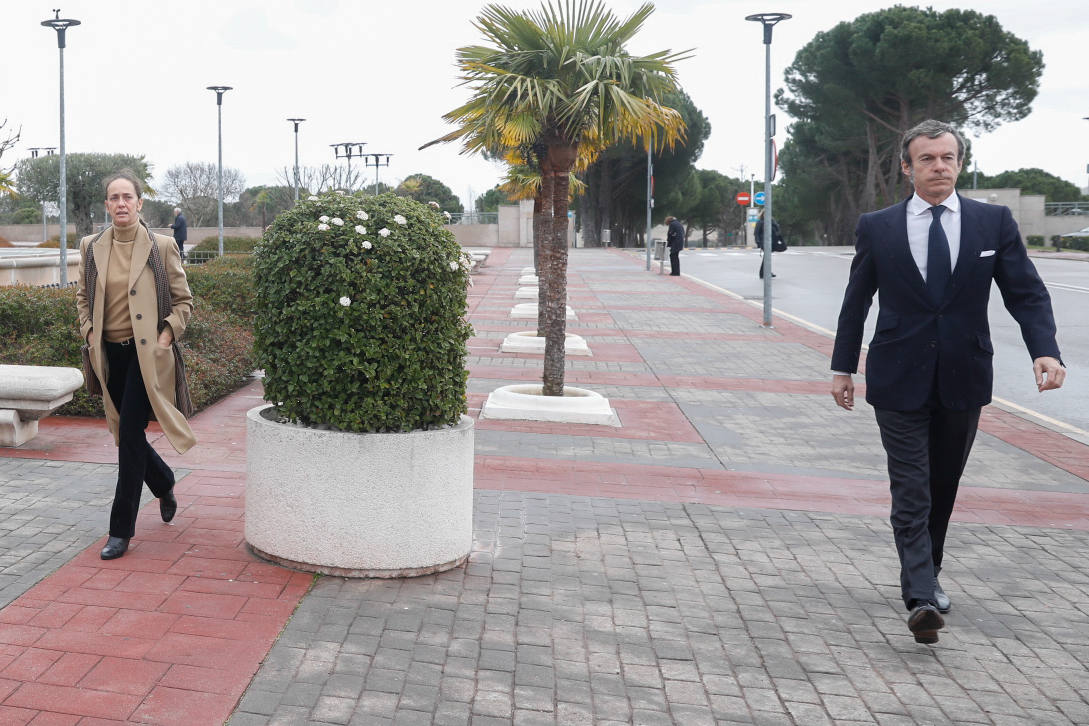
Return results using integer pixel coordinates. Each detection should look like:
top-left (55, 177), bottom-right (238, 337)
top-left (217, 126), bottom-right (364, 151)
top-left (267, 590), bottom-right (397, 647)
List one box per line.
top-left (0, 256), bottom-right (256, 418)
top-left (192, 236), bottom-right (260, 254)
top-left (184, 255), bottom-right (257, 325)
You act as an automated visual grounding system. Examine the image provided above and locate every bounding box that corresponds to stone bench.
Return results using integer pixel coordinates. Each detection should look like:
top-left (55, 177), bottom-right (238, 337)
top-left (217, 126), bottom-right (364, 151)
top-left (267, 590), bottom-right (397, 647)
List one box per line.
top-left (462, 248), bottom-right (491, 267)
top-left (0, 364), bottom-right (85, 446)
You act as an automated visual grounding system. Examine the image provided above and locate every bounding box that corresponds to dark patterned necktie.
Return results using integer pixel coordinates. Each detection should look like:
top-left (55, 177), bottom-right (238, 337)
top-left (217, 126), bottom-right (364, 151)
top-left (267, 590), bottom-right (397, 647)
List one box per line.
top-left (927, 205), bottom-right (950, 302)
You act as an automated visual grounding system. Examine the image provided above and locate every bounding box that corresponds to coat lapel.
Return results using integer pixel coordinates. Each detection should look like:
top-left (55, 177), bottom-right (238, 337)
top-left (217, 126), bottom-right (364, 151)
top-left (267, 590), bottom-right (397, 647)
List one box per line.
top-left (92, 227), bottom-right (112, 314)
top-left (128, 223), bottom-right (153, 294)
top-left (944, 193), bottom-right (978, 302)
top-left (883, 199), bottom-right (928, 296)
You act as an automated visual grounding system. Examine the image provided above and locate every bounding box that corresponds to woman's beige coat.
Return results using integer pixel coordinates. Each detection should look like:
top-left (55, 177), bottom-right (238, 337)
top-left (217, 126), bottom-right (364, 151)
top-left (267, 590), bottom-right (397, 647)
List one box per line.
top-left (76, 224), bottom-right (196, 454)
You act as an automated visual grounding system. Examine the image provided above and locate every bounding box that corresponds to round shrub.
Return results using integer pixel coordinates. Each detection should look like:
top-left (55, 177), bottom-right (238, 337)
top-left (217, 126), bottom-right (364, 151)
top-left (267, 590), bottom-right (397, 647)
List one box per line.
top-left (254, 192), bottom-right (473, 433)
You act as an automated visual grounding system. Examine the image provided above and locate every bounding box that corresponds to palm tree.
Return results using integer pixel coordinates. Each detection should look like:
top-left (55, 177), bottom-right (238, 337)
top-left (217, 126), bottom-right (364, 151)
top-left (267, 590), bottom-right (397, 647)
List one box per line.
top-left (432, 0), bottom-right (688, 395)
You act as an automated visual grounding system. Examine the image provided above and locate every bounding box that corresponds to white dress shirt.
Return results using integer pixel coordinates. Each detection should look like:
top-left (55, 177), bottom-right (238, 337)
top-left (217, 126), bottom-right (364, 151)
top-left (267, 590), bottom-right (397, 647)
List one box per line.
top-left (832, 191), bottom-right (960, 377)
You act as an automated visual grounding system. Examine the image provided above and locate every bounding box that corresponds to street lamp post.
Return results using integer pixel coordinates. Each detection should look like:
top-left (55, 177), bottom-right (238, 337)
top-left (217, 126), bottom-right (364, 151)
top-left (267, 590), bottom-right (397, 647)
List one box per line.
top-left (206, 86), bottom-right (232, 256)
top-left (644, 146), bottom-right (653, 270)
top-left (41, 10), bottom-right (80, 286)
top-left (287, 118), bottom-right (305, 202)
top-left (362, 153), bottom-right (392, 196)
top-left (330, 142), bottom-right (366, 191)
top-left (746, 12), bottom-right (791, 327)
top-left (28, 147), bottom-right (57, 244)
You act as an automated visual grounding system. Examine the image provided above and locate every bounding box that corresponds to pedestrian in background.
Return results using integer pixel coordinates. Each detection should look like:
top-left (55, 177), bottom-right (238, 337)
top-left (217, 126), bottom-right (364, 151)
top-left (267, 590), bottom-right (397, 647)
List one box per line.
top-left (665, 215), bottom-right (685, 276)
top-left (830, 119), bottom-right (1064, 644)
top-left (754, 211), bottom-right (784, 279)
top-left (169, 207), bottom-right (187, 261)
top-left (76, 171), bottom-right (196, 561)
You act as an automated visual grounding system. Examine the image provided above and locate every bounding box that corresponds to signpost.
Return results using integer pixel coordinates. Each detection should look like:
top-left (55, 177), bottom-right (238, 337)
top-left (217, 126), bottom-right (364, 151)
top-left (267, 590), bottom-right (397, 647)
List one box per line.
top-left (735, 192), bottom-right (751, 206)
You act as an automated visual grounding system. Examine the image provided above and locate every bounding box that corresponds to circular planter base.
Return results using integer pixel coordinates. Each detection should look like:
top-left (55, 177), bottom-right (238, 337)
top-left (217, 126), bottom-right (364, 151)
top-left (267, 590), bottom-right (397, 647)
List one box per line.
top-left (510, 303), bottom-right (576, 320)
top-left (500, 331), bottom-right (591, 356)
top-left (248, 543), bottom-right (468, 579)
top-left (480, 384), bottom-right (620, 425)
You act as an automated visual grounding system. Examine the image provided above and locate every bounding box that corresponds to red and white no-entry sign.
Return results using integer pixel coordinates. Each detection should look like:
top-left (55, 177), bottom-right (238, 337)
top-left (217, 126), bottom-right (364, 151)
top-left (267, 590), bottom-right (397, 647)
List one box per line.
top-left (735, 192), bottom-right (751, 206)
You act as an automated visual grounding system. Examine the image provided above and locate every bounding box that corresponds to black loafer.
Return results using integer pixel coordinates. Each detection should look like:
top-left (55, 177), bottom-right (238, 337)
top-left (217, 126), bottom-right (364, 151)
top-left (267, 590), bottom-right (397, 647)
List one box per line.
top-left (908, 603), bottom-right (944, 644)
top-left (934, 579), bottom-right (951, 614)
top-left (101, 536), bottom-right (130, 560)
top-left (160, 488), bottom-right (177, 523)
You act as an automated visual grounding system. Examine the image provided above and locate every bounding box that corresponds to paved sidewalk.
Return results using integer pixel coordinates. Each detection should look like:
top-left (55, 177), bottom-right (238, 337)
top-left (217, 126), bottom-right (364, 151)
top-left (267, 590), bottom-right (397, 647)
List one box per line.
top-left (1, 248), bottom-right (1087, 725)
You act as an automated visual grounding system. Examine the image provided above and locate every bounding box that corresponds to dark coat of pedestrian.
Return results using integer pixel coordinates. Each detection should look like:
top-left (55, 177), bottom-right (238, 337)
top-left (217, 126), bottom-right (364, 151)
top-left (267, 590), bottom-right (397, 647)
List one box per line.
top-left (169, 207), bottom-right (187, 258)
top-left (829, 120), bottom-right (1064, 646)
top-left (754, 215), bottom-right (785, 278)
top-left (665, 216), bottom-right (685, 276)
top-left (76, 172), bottom-right (195, 562)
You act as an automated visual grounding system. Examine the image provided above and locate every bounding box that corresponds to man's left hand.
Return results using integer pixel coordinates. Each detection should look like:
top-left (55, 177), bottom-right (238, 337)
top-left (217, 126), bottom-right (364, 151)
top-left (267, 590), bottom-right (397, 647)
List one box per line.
top-left (157, 327), bottom-right (174, 349)
top-left (1033, 356), bottom-right (1065, 392)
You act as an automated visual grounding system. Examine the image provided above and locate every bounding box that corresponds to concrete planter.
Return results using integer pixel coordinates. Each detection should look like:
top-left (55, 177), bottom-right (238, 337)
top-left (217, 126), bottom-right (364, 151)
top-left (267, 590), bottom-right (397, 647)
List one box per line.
top-left (500, 331), bottom-right (591, 356)
top-left (245, 405), bottom-right (474, 577)
top-left (480, 384), bottom-right (620, 426)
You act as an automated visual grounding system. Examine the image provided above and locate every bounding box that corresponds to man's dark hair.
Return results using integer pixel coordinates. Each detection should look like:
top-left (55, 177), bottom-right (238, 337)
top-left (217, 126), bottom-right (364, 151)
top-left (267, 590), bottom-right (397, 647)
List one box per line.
top-left (103, 169), bottom-right (144, 198)
top-left (900, 120), bottom-right (966, 166)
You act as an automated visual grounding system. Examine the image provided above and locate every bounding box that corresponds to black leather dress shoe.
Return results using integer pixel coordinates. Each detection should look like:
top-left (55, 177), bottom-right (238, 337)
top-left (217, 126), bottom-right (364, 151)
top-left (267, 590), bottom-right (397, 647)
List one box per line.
top-left (908, 603), bottom-right (944, 644)
top-left (934, 579), bottom-right (951, 613)
top-left (160, 488), bottom-right (178, 523)
top-left (101, 536), bottom-right (130, 560)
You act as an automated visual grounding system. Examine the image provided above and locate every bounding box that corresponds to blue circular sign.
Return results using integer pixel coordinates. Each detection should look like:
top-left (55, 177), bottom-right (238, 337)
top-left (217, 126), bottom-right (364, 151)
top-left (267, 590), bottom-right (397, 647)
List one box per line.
top-left (754, 191), bottom-right (766, 205)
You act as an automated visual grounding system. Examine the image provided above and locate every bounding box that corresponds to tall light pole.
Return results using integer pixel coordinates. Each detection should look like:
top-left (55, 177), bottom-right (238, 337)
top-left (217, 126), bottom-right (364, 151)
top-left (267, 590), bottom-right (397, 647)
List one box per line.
top-left (362, 152), bottom-right (392, 196)
top-left (644, 146), bottom-right (653, 270)
top-left (206, 86), bottom-right (232, 256)
top-left (287, 118), bottom-right (305, 203)
top-left (42, 10), bottom-right (80, 286)
top-left (746, 12), bottom-right (791, 327)
top-left (28, 147), bottom-right (57, 244)
top-left (330, 142), bottom-right (366, 190)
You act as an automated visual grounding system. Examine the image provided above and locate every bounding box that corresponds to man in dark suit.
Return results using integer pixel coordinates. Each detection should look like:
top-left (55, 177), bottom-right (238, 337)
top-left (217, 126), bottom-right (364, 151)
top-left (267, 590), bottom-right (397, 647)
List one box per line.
top-left (169, 207), bottom-right (187, 261)
top-left (665, 216), bottom-right (685, 276)
top-left (830, 119), bottom-right (1064, 645)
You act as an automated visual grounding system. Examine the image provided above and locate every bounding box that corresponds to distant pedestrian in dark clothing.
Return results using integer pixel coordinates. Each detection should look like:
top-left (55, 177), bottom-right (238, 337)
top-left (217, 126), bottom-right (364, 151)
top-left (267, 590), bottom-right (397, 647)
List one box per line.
top-left (169, 208), bottom-right (187, 260)
top-left (665, 216), bottom-right (685, 276)
top-left (754, 214), bottom-right (784, 279)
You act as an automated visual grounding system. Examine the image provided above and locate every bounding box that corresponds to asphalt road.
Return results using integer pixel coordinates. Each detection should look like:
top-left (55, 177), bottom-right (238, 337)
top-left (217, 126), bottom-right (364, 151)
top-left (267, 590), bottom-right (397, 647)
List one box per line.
top-left (677, 246), bottom-right (1089, 440)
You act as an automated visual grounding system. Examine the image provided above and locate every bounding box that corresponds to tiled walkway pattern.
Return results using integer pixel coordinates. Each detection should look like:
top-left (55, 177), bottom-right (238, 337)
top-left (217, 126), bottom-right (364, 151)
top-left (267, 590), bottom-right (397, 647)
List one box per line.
top-left (0, 248), bottom-right (1086, 724)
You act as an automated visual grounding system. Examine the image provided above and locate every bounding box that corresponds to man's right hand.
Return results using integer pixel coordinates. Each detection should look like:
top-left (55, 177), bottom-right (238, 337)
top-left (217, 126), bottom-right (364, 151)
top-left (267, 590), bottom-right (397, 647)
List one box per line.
top-left (831, 374), bottom-right (854, 410)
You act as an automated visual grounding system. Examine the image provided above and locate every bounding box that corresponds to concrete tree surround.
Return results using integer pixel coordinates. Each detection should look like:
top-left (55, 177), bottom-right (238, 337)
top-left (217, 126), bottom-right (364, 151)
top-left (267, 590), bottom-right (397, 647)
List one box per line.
top-left (500, 331), bottom-right (591, 356)
top-left (245, 405), bottom-right (474, 577)
top-left (481, 384), bottom-right (619, 426)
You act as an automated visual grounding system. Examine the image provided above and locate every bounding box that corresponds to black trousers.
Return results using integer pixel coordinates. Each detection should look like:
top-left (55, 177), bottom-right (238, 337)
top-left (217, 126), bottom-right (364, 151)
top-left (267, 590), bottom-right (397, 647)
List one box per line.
top-left (874, 390), bottom-right (980, 609)
top-left (669, 248), bottom-right (680, 275)
top-left (104, 340), bottom-right (175, 538)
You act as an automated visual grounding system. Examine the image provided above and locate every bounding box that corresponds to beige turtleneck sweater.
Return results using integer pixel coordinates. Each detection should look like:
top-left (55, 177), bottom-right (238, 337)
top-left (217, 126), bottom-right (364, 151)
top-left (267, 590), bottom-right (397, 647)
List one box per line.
top-left (102, 221), bottom-right (140, 343)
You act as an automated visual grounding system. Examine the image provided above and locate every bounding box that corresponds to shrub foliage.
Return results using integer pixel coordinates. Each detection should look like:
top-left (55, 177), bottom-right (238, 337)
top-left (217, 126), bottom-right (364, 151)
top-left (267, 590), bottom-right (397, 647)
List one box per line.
top-left (254, 192), bottom-right (472, 432)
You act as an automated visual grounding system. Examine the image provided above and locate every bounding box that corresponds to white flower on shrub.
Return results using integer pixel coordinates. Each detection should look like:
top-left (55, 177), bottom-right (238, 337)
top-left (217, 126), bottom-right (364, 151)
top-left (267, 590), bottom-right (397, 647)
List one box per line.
top-left (356, 210), bottom-right (369, 221)
top-left (339, 296), bottom-right (351, 307)
top-left (443, 211), bottom-right (452, 221)
top-left (331, 217), bottom-right (344, 226)
top-left (318, 223), bottom-right (330, 231)
top-left (335, 189), bottom-right (347, 195)
top-left (319, 215), bottom-right (330, 223)
top-left (355, 225), bottom-right (366, 234)
top-left (449, 261), bottom-right (459, 271)
top-left (378, 228), bottom-right (390, 237)
top-left (362, 240), bottom-right (372, 250)
top-left (308, 195), bottom-right (319, 201)
top-left (393, 214), bottom-right (407, 226)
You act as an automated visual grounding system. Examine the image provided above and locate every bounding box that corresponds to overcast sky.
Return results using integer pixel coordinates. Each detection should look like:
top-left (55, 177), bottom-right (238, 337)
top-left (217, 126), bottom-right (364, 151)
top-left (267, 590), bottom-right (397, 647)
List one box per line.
top-left (3, 0), bottom-right (1087, 212)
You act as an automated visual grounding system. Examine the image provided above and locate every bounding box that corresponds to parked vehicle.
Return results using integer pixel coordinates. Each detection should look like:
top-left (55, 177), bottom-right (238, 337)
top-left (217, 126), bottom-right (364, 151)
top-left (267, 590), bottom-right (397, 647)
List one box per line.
top-left (1060, 227), bottom-right (1089, 238)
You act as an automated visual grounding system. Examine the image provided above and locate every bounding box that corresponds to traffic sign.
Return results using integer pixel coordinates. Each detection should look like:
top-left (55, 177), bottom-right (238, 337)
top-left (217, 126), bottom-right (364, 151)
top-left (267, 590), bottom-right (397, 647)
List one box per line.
top-left (735, 192), bottom-right (751, 206)
top-left (754, 191), bottom-right (766, 206)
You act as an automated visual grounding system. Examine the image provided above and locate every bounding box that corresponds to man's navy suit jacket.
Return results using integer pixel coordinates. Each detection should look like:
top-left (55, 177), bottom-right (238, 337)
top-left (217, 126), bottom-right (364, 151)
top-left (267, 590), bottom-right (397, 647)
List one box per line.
top-left (831, 194), bottom-right (1060, 411)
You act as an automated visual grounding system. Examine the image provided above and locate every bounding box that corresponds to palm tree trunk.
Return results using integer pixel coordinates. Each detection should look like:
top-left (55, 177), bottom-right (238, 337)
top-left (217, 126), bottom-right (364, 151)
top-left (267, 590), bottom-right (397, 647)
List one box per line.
top-left (541, 156), bottom-right (572, 397)
top-left (534, 182), bottom-right (550, 338)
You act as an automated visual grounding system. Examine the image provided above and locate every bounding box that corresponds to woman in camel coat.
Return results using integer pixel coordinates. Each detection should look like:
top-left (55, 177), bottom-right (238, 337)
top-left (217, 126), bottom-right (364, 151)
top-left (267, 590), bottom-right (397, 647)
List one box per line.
top-left (76, 171), bottom-right (195, 560)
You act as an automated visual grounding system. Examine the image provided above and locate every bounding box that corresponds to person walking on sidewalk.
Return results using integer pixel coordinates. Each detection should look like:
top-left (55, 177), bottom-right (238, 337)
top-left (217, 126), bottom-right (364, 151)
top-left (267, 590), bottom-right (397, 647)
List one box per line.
top-left (665, 215), bottom-right (685, 276)
top-left (169, 207), bottom-right (188, 261)
top-left (76, 171), bottom-right (196, 561)
top-left (754, 211), bottom-right (784, 279)
top-left (829, 119), bottom-right (1064, 644)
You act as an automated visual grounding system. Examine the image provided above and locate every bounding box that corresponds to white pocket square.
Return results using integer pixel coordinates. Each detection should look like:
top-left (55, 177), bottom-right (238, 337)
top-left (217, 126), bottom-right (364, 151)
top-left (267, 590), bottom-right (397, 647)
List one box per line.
top-left (979, 250), bottom-right (995, 257)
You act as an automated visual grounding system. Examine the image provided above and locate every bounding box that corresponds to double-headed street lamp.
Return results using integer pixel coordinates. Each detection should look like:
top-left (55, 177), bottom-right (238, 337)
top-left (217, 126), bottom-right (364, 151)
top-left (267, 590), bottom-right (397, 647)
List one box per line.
top-left (331, 142), bottom-right (366, 190)
top-left (745, 11), bottom-right (791, 328)
top-left (206, 86), bottom-right (232, 256)
top-left (287, 118), bottom-right (306, 202)
top-left (41, 10), bottom-right (80, 286)
top-left (362, 153), bottom-right (392, 196)
top-left (28, 147), bottom-right (57, 244)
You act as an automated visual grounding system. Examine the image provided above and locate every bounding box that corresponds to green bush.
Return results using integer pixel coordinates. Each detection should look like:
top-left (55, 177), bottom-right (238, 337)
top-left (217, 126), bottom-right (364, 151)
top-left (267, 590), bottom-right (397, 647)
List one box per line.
top-left (1025, 235), bottom-right (1045, 247)
top-left (185, 255), bottom-right (257, 325)
top-left (0, 280), bottom-right (255, 418)
top-left (1052, 235), bottom-right (1064, 249)
top-left (1065, 236), bottom-right (1089, 252)
top-left (192, 235), bottom-right (260, 254)
top-left (254, 191), bottom-right (473, 432)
